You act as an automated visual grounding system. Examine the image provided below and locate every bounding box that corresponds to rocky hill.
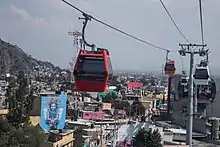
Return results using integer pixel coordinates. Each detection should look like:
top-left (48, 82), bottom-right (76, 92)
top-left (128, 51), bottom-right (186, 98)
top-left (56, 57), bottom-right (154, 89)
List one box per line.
top-left (0, 38), bottom-right (62, 75)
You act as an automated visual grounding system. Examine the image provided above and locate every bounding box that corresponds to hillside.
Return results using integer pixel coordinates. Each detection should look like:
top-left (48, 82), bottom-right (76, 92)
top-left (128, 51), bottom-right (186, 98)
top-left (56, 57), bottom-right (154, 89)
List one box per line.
top-left (0, 38), bottom-right (62, 75)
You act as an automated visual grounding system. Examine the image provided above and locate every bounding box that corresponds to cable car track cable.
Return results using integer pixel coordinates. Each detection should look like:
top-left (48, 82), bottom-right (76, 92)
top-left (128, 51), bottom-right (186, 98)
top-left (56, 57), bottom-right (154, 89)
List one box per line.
top-left (62, 0), bottom-right (172, 52)
top-left (159, 0), bottom-right (191, 43)
top-left (198, 0), bottom-right (205, 46)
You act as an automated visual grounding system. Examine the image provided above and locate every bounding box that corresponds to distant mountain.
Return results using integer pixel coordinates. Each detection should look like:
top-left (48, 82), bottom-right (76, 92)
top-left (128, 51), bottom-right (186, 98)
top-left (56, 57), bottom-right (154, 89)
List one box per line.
top-left (0, 38), bottom-right (62, 75)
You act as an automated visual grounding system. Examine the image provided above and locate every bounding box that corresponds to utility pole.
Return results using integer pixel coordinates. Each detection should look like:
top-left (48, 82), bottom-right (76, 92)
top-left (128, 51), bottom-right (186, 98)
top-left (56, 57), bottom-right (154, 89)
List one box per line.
top-left (179, 43), bottom-right (207, 146)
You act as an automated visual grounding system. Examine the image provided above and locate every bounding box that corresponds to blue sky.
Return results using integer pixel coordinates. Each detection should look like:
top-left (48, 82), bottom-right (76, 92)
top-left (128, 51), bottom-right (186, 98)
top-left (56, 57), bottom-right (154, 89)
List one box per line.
top-left (0, 0), bottom-right (220, 73)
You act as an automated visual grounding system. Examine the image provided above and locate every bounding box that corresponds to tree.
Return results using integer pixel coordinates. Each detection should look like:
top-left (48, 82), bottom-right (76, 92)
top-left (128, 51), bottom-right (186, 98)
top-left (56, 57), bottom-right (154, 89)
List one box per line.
top-left (116, 84), bottom-right (122, 92)
top-left (132, 128), bottom-right (147, 147)
top-left (1, 70), bottom-right (46, 147)
top-left (102, 94), bottom-right (112, 103)
top-left (74, 127), bottom-right (84, 147)
top-left (132, 128), bottom-right (162, 147)
top-left (102, 91), bottom-right (118, 103)
top-left (151, 129), bottom-right (163, 147)
top-left (0, 116), bottom-right (45, 147)
top-left (7, 71), bottom-right (32, 127)
top-left (0, 116), bottom-right (13, 146)
top-left (112, 100), bottom-right (130, 110)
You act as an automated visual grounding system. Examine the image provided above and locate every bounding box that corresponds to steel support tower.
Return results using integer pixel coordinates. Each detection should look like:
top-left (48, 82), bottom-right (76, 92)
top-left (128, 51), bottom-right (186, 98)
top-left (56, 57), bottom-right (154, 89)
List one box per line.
top-left (179, 43), bottom-right (207, 146)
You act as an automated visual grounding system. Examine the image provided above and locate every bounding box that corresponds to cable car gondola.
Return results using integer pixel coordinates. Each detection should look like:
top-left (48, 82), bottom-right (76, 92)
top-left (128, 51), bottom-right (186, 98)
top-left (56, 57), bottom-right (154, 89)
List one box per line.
top-left (74, 49), bottom-right (113, 92)
top-left (164, 51), bottom-right (176, 76)
top-left (73, 14), bottom-right (113, 92)
top-left (193, 64), bottom-right (210, 86)
top-left (164, 61), bottom-right (176, 76)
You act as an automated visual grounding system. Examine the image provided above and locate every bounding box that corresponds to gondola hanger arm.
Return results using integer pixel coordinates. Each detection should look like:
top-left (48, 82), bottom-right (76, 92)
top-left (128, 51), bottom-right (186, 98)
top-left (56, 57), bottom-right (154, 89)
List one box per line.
top-left (79, 13), bottom-right (95, 50)
top-left (166, 50), bottom-right (170, 61)
top-left (199, 49), bottom-right (209, 66)
top-left (205, 49), bottom-right (210, 64)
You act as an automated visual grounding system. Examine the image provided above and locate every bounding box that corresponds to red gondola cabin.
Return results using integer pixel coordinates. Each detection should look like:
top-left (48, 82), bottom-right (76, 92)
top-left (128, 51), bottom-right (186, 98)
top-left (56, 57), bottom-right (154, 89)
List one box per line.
top-left (164, 61), bottom-right (176, 76)
top-left (73, 48), bottom-right (113, 92)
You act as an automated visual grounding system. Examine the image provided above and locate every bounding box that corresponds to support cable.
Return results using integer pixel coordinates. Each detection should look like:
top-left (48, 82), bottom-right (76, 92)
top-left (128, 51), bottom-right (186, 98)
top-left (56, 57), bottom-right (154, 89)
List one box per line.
top-left (198, 0), bottom-right (209, 65)
top-left (198, 0), bottom-right (205, 46)
top-left (159, 0), bottom-right (191, 43)
top-left (62, 0), bottom-right (172, 52)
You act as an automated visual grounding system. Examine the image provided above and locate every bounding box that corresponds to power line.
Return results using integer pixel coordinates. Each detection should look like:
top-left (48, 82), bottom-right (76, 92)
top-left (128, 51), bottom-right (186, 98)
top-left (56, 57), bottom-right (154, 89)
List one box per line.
top-left (62, 0), bottom-right (171, 52)
top-left (198, 0), bottom-right (205, 45)
top-left (159, 0), bottom-right (191, 43)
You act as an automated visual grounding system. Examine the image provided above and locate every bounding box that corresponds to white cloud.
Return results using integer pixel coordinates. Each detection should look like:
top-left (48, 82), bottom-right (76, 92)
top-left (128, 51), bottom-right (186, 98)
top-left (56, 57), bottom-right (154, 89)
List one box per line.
top-left (10, 4), bottom-right (46, 25)
top-left (10, 4), bottom-right (32, 20)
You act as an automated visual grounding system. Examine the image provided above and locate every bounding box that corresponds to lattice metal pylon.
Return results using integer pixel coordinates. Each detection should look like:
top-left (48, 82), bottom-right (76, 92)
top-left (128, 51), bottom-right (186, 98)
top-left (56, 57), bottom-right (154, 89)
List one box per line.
top-left (68, 31), bottom-right (82, 83)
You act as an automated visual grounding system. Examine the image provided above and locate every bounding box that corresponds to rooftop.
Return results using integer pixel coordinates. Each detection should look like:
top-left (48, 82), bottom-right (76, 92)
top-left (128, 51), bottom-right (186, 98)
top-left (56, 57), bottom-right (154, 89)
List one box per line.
top-left (47, 129), bottom-right (75, 136)
top-left (127, 82), bottom-right (143, 88)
